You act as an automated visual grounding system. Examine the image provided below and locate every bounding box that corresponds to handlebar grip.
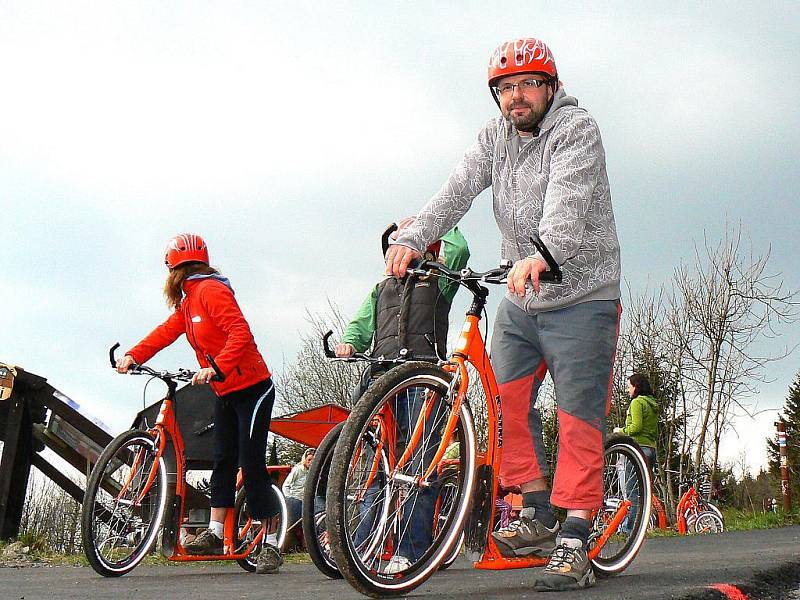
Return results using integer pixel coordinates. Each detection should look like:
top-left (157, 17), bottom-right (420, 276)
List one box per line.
top-left (322, 330), bottom-right (336, 358)
top-left (382, 223), bottom-right (398, 257)
top-left (530, 234), bottom-right (563, 284)
top-left (205, 354), bottom-right (226, 382)
top-left (109, 343), bottom-right (121, 368)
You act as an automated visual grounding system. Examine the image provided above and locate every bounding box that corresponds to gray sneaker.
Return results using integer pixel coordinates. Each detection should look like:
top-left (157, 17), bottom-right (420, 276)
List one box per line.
top-left (183, 529), bottom-right (223, 555)
top-left (256, 544), bottom-right (283, 574)
top-left (533, 537), bottom-right (596, 591)
top-left (491, 509), bottom-right (559, 558)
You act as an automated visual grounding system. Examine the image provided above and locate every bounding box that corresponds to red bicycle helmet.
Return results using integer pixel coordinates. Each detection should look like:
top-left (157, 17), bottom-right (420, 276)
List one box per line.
top-left (395, 216), bottom-right (442, 258)
top-left (487, 38), bottom-right (557, 87)
top-left (164, 233), bottom-right (209, 268)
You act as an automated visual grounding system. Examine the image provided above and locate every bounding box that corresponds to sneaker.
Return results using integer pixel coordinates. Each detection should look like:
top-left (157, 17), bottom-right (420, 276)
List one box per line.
top-left (533, 537), bottom-right (596, 591)
top-left (491, 509), bottom-right (559, 558)
top-left (382, 555), bottom-right (412, 574)
top-left (256, 544), bottom-right (283, 574)
top-left (183, 528), bottom-right (223, 555)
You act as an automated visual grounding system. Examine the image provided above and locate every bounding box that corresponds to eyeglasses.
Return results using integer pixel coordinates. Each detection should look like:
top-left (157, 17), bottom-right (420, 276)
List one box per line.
top-left (493, 78), bottom-right (548, 97)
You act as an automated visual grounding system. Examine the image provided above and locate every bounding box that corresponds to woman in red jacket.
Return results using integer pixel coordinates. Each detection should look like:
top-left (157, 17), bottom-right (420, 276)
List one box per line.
top-left (116, 233), bottom-right (281, 573)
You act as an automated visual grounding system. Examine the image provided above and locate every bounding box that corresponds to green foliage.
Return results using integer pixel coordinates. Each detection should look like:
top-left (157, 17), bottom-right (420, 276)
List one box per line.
top-left (766, 370), bottom-right (800, 503)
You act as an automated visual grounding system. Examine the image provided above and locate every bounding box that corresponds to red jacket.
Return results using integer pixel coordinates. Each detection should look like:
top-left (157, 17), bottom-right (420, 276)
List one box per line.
top-left (127, 276), bottom-right (271, 396)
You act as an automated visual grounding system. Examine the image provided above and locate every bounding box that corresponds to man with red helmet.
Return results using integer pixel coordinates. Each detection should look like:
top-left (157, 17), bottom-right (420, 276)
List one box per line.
top-left (385, 38), bottom-right (621, 591)
top-left (116, 233), bottom-right (282, 574)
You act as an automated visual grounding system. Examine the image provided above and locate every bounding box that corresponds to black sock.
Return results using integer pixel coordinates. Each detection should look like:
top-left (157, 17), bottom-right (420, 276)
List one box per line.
top-left (522, 490), bottom-right (556, 529)
top-left (560, 516), bottom-right (590, 548)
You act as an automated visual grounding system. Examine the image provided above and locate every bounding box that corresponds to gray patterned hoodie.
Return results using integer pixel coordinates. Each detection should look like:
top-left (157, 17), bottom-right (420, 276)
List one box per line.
top-left (394, 88), bottom-right (620, 313)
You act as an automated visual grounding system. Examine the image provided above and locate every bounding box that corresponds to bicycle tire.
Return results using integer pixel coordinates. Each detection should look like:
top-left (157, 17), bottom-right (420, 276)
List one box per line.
top-left (81, 429), bottom-right (169, 577)
top-left (590, 435), bottom-right (652, 577)
top-left (302, 421), bottom-right (345, 579)
top-left (234, 483), bottom-right (288, 572)
top-left (701, 500), bottom-right (724, 523)
top-left (434, 473), bottom-right (463, 570)
top-left (327, 362), bottom-right (476, 598)
top-left (693, 511), bottom-right (724, 534)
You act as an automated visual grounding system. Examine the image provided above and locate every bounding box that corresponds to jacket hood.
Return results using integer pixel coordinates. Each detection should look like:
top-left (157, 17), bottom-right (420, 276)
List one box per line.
top-left (538, 88), bottom-right (579, 133)
top-left (184, 273), bottom-right (235, 294)
top-left (637, 394), bottom-right (658, 411)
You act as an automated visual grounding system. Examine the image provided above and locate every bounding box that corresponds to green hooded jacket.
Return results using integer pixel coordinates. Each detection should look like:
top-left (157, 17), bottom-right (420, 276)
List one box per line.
top-left (622, 394), bottom-right (659, 449)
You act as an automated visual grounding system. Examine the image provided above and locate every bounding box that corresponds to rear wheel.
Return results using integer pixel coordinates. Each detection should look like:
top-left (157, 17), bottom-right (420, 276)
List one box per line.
top-left (234, 483), bottom-right (288, 572)
top-left (590, 436), bottom-right (651, 577)
top-left (302, 421), bottom-right (345, 579)
top-left (81, 429), bottom-right (168, 577)
top-left (693, 511), bottom-right (724, 534)
top-left (327, 362), bottom-right (476, 597)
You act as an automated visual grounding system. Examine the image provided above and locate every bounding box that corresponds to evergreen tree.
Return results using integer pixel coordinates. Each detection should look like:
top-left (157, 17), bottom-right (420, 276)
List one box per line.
top-left (766, 370), bottom-right (800, 503)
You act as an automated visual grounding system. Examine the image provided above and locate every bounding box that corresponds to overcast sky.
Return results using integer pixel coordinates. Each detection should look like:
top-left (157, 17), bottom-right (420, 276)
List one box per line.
top-left (2, 1), bottom-right (798, 475)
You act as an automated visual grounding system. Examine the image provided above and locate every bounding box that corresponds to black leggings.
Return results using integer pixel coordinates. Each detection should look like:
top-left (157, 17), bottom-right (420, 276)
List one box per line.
top-left (210, 377), bottom-right (277, 519)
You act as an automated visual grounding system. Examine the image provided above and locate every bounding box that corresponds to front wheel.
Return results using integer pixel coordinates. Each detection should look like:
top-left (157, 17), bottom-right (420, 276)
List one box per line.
top-left (81, 429), bottom-right (169, 577)
top-left (327, 362), bottom-right (477, 598)
top-left (693, 511), bottom-right (724, 534)
top-left (302, 421), bottom-right (345, 579)
top-left (234, 483), bottom-right (288, 572)
top-left (590, 435), bottom-right (652, 577)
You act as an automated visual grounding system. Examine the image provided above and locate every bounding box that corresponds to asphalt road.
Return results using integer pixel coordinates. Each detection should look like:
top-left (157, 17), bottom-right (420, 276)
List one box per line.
top-left (2, 527), bottom-right (799, 600)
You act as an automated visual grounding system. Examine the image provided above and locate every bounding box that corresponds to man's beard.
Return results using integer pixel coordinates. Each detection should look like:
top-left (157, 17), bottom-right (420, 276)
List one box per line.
top-left (506, 101), bottom-right (547, 132)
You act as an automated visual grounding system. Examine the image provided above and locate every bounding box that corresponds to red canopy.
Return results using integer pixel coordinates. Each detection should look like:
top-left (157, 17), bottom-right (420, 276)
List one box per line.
top-left (270, 403), bottom-right (350, 448)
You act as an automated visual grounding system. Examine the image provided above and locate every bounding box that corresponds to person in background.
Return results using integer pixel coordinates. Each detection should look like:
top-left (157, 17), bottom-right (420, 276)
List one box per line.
top-left (282, 448), bottom-right (316, 526)
top-left (614, 373), bottom-right (659, 535)
top-left (614, 373), bottom-right (658, 470)
top-left (116, 233), bottom-right (282, 574)
top-left (334, 218), bottom-right (469, 573)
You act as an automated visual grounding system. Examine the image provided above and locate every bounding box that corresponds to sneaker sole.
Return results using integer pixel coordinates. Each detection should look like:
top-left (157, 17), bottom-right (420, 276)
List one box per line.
top-left (533, 570), bottom-right (596, 591)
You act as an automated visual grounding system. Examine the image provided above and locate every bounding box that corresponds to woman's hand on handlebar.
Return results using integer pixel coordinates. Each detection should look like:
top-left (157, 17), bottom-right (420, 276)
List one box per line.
top-left (385, 244), bottom-right (421, 278)
top-left (192, 367), bottom-right (216, 386)
top-left (508, 256), bottom-right (548, 297)
top-left (335, 343), bottom-right (355, 358)
top-left (116, 355), bottom-right (136, 374)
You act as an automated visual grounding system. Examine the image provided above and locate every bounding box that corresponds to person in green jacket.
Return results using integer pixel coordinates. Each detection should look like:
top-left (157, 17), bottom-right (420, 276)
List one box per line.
top-left (614, 373), bottom-right (658, 535)
top-left (333, 217), bottom-right (469, 571)
top-left (614, 373), bottom-right (659, 470)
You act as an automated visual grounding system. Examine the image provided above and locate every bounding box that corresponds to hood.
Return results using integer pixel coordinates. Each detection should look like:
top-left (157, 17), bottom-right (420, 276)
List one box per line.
top-left (537, 87), bottom-right (579, 133)
top-left (184, 273), bottom-right (235, 294)
top-left (637, 394), bottom-right (658, 411)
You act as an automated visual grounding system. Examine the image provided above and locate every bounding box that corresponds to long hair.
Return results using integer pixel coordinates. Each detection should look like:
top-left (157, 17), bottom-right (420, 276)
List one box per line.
top-left (628, 373), bottom-right (653, 399)
top-left (164, 262), bottom-right (220, 309)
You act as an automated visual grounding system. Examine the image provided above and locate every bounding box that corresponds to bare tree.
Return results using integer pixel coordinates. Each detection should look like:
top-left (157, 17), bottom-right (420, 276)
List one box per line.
top-left (275, 301), bottom-right (364, 415)
top-left (669, 224), bottom-right (798, 475)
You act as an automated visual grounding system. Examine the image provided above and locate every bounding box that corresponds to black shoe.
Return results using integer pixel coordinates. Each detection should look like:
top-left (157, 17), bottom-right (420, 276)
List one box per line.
top-left (183, 529), bottom-right (223, 555)
top-left (533, 537), bottom-right (596, 591)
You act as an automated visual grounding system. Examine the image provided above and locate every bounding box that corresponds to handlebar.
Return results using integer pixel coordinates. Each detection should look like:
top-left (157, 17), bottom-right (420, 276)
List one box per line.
top-left (322, 330), bottom-right (408, 364)
top-left (109, 343), bottom-right (224, 383)
top-left (381, 222), bottom-right (398, 257)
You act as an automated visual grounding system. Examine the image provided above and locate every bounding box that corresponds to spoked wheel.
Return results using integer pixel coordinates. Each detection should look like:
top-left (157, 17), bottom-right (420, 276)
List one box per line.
top-left (234, 483), bottom-right (288, 572)
top-left (302, 421), bottom-right (345, 579)
top-left (693, 511), bottom-right (724, 534)
top-left (434, 473), bottom-right (463, 570)
top-left (327, 362), bottom-right (476, 598)
top-left (81, 429), bottom-right (169, 577)
top-left (590, 435), bottom-right (651, 578)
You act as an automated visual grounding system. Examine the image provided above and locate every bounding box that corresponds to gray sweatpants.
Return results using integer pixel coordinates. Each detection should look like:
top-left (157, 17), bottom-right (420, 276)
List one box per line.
top-left (490, 298), bottom-right (620, 509)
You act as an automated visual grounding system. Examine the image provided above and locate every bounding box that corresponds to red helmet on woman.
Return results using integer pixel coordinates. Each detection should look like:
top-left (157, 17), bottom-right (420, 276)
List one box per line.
top-left (164, 233), bottom-right (209, 268)
top-left (487, 38), bottom-right (558, 87)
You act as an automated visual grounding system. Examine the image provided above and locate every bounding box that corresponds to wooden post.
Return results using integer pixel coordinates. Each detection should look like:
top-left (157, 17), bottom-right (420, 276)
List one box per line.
top-left (0, 393), bottom-right (34, 539)
top-left (775, 420), bottom-right (792, 513)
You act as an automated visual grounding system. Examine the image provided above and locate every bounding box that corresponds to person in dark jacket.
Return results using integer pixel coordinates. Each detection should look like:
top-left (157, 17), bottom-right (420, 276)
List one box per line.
top-left (334, 218), bottom-right (469, 572)
top-left (116, 233), bottom-right (281, 574)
